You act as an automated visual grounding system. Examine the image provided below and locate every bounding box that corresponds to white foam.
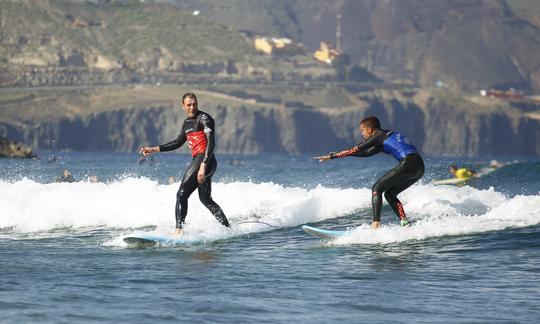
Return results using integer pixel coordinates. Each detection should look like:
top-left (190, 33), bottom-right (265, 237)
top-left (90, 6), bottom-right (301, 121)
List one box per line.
top-left (1, 179), bottom-right (538, 246)
top-left (0, 178), bottom-right (369, 242)
top-left (332, 184), bottom-right (540, 245)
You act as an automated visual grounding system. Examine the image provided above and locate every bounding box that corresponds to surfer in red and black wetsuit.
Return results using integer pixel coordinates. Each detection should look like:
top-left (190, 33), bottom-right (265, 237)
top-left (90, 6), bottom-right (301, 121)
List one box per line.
top-left (139, 93), bottom-right (230, 235)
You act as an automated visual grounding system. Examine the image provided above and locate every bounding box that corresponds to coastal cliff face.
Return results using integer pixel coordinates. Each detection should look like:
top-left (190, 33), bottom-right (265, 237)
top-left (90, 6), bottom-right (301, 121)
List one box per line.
top-left (419, 96), bottom-right (540, 156)
top-left (2, 88), bottom-right (538, 157)
top-left (0, 136), bottom-right (36, 158)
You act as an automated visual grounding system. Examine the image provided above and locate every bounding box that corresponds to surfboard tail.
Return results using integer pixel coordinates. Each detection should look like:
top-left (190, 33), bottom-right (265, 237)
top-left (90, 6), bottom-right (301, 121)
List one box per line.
top-left (302, 225), bottom-right (346, 239)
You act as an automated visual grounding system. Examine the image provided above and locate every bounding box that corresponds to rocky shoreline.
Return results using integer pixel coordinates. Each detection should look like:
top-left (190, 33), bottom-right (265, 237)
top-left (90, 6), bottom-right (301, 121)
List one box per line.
top-left (0, 136), bottom-right (36, 159)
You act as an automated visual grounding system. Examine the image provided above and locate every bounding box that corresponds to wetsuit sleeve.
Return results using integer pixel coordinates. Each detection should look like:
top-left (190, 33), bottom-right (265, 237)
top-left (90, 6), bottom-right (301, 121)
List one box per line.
top-left (200, 114), bottom-right (215, 164)
top-left (331, 131), bottom-right (384, 159)
top-left (351, 145), bottom-right (382, 157)
top-left (159, 122), bottom-right (187, 152)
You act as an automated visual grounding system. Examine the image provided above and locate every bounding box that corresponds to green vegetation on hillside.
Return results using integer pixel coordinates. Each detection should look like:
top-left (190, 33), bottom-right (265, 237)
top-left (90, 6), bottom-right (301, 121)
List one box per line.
top-left (0, 0), bottom-right (256, 66)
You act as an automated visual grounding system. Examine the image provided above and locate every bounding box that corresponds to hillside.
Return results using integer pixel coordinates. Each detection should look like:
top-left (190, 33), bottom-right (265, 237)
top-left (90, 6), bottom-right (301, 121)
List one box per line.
top-left (4, 1), bottom-right (540, 91)
top-left (172, 0), bottom-right (540, 92)
top-left (0, 0), bottom-right (338, 88)
top-left (1, 0), bottom-right (253, 65)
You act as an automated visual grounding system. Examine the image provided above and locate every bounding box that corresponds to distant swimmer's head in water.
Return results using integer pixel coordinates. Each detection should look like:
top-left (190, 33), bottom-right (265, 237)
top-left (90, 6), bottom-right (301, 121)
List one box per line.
top-left (181, 92), bottom-right (198, 118)
top-left (360, 116), bottom-right (381, 139)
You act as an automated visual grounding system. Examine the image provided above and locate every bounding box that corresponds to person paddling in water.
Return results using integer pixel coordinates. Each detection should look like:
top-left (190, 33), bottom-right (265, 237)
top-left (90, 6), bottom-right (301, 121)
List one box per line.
top-left (449, 165), bottom-right (476, 179)
top-left (139, 92), bottom-right (230, 235)
top-left (314, 116), bottom-right (424, 228)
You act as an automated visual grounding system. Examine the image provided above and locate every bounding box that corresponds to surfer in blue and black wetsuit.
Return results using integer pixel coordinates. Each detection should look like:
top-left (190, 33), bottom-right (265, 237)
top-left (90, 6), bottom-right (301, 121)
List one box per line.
top-left (314, 116), bottom-right (424, 228)
top-left (139, 93), bottom-right (230, 235)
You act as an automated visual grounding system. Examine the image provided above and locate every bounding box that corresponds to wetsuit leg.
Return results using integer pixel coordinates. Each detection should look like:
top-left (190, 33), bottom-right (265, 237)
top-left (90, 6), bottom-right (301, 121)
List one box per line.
top-left (198, 156), bottom-right (230, 227)
top-left (384, 177), bottom-right (419, 221)
top-left (175, 157), bottom-right (200, 229)
top-left (372, 154), bottom-right (424, 222)
top-left (198, 180), bottom-right (230, 227)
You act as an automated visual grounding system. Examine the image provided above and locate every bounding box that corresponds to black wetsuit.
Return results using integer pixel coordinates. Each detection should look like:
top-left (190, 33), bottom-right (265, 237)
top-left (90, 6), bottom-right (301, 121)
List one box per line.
top-left (159, 111), bottom-right (229, 229)
top-left (330, 129), bottom-right (424, 222)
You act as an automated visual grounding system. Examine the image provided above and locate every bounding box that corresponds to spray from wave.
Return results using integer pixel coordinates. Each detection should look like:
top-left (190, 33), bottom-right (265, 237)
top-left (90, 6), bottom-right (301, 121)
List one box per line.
top-left (331, 184), bottom-right (540, 245)
top-left (1, 178), bottom-right (538, 246)
top-left (0, 178), bottom-right (368, 241)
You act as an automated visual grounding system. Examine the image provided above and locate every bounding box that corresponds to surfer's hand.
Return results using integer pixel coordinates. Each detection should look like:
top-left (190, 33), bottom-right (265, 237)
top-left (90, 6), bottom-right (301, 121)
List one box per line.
top-left (313, 155), bottom-right (331, 162)
top-left (139, 146), bottom-right (157, 157)
top-left (197, 163), bottom-right (207, 184)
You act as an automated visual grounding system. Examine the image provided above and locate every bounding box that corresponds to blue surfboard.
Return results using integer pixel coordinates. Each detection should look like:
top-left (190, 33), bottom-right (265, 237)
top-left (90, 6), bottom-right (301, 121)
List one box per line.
top-left (302, 225), bottom-right (347, 240)
top-left (123, 234), bottom-right (192, 247)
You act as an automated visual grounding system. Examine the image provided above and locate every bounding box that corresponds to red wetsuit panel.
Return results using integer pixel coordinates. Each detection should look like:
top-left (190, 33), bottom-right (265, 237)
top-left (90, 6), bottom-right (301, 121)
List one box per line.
top-left (158, 111), bottom-right (215, 163)
top-left (186, 130), bottom-right (207, 156)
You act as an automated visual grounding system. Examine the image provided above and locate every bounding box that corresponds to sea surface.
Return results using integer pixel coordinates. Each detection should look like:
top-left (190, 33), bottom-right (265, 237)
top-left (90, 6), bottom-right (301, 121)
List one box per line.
top-left (1, 151), bottom-right (539, 323)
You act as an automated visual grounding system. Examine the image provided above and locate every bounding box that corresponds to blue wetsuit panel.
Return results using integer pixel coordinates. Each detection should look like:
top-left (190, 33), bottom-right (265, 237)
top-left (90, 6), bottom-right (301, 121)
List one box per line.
top-left (383, 132), bottom-right (418, 161)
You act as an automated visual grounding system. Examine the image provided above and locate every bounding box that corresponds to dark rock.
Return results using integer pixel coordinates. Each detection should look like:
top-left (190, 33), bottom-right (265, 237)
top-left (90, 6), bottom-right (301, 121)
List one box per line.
top-left (0, 136), bottom-right (37, 159)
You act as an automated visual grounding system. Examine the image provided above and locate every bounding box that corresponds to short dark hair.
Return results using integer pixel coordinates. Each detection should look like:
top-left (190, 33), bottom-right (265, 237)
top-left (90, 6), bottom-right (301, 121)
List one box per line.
top-left (360, 116), bottom-right (380, 129)
top-left (181, 92), bottom-right (198, 104)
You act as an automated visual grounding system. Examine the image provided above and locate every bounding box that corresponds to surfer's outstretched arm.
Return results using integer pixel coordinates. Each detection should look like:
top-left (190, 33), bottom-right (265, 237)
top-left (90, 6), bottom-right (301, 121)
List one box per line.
top-left (313, 131), bottom-right (384, 162)
top-left (139, 121), bottom-right (187, 156)
top-left (313, 143), bottom-right (382, 162)
top-left (158, 125), bottom-right (187, 153)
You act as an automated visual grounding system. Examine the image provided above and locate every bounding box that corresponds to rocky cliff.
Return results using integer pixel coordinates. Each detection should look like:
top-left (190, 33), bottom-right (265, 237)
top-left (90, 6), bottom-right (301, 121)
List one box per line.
top-left (1, 86), bottom-right (539, 156)
top-left (0, 135), bottom-right (36, 158)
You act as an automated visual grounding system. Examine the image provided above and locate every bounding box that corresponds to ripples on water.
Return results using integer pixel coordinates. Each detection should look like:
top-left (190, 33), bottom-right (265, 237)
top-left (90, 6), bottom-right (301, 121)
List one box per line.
top-left (1, 152), bottom-right (539, 322)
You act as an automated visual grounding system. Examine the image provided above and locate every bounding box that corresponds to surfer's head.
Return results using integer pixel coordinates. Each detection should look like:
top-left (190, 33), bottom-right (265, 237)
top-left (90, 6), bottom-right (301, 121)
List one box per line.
top-left (181, 92), bottom-right (198, 118)
top-left (360, 116), bottom-right (380, 139)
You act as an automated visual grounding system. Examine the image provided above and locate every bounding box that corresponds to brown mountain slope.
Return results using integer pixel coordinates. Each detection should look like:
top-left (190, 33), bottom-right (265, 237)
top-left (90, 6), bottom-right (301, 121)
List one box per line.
top-left (171, 0), bottom-right (540, 92)
top-left (0, 0), bottom-right (256, 70)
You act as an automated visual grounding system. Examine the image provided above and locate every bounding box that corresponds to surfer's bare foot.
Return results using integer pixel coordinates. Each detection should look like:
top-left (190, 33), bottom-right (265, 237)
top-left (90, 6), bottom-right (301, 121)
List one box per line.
top-left (170, 228), bottom-right (182, 236)
top-left (371, 221), bottom-right (381, 229)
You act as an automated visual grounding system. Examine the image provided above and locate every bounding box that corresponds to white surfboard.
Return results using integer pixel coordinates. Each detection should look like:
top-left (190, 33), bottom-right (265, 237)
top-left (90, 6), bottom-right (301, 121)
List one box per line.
top-left (433, 164), bottom-right (504, 186)
top-left (432, 177), bottom-right (472, 186)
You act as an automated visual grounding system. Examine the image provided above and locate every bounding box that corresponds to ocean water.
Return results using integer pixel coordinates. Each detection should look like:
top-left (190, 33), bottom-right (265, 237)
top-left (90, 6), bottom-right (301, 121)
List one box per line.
top-left (1, 152), bottom-right (539, 323)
